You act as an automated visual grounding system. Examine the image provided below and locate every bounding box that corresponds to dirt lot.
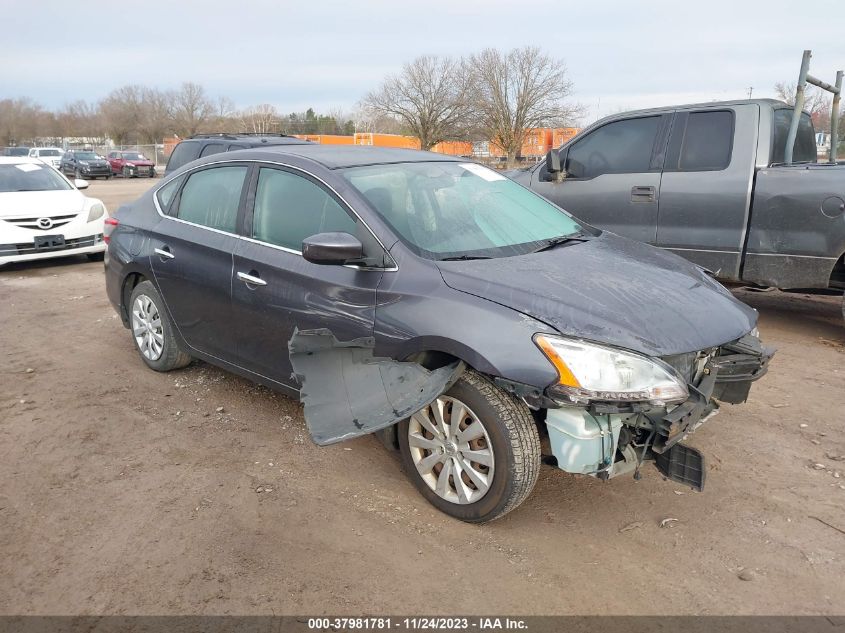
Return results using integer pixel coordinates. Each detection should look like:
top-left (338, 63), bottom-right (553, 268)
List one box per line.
top-left (1, 178), bottom-right (844, 616)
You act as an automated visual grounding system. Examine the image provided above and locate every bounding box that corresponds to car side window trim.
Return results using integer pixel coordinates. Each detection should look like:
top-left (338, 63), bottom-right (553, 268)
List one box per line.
top-left (150, 158), bottom-right (397, 272)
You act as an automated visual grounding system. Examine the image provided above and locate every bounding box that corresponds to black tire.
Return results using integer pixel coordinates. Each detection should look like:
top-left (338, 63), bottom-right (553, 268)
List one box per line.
top-left (86, 252), bottom-right (104, 262)
top-left (74, 168), bottom-right (81, 179)
top-left (128, 280), bottom-right (192, 372)
top-left (398, 369), bottom-right (541, 523)
top-left (123, 166), bottom-right (131, 178)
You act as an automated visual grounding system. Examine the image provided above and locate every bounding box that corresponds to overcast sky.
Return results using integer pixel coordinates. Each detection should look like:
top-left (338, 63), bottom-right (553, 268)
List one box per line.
top-left (4, 0), bottom-right (844, 123)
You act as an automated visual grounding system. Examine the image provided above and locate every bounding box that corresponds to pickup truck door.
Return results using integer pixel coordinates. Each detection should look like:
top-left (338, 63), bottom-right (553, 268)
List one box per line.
top-left (655, 104), bottom-right (759, 280)
top-left (530, 113), bottom-right (672, 243)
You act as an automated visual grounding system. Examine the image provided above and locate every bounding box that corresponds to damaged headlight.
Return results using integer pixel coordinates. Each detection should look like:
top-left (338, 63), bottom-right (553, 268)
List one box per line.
top-left (534, 335), bottom-right (689, 406)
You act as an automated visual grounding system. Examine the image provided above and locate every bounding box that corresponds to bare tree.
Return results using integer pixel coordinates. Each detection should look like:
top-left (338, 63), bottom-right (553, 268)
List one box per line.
top-left (170, 82), bottom-right (214, 137)
top-left (137, 87), bottom-right (173, 143)
top-left (470, 46), bottom-right (578, 165)
top-left (240, 104), bottom-right (280, 134)
top-left (362, 55), bottom-right (471, 149)
top-left (99, 85), bottom-right (145, 145)
top-left (55, 100), bottom-right (105, 143)
top-left (0, 98), bottom-right (48, 145)
top-left (775, 81), bottom-right (833, 129)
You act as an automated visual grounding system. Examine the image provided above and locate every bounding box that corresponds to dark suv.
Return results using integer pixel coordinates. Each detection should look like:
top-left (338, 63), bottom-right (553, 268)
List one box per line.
top-left (164, 133), bottom-right (311, 175)
top-left (60, 150), bottom-right (111, 179)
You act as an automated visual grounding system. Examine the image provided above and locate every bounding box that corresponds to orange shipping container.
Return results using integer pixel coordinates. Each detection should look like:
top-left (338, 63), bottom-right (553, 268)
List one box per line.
top-left (316, 134), bottom-right (354, 145)
top-left (430, 140), bottom-right (473, 156)
top-left (551, 127), bottom-right (579, 148)
top-left (489, 128), bottom-right (554, 159)
top-left (354, 133), bottom-right (421, 150)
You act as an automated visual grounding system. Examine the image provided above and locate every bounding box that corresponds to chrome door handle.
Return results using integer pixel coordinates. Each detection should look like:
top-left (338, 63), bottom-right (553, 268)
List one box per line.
top-left (237, 271), bottom-right (267, 286)
top-left (154, 247), bottom-right (175, 260)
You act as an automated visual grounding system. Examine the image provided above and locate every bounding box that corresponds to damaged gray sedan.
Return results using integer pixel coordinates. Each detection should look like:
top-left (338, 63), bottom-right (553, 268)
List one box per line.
top-left (105, 145), bottom-right (773, 523)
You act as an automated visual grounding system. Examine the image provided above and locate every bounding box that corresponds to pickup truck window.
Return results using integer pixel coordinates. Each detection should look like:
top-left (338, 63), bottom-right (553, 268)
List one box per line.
top-left (566, 116), bottom-right (660, 179)
top-left (771, 109), bottom-right (816, 164)
top-left (678, 111), bottom-right (733, 171)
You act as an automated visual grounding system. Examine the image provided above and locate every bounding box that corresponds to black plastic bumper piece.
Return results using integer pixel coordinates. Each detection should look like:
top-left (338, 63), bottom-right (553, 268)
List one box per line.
top-left (654, 443), bottom-right (705, 491)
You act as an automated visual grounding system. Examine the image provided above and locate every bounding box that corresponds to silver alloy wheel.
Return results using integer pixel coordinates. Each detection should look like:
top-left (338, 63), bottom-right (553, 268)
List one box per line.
top-left (131, 294), bottom-right (164, 361)
top-left (408, 396), bottom-right (495, 505)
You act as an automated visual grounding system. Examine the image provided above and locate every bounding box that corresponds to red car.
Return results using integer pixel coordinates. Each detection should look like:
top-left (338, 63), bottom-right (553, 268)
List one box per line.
top-left (107, 151), bottom-right (157, 178)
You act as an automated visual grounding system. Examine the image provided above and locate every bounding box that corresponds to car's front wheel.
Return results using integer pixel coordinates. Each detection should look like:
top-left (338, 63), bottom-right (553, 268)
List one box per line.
top-left (123, 166), bottom-right (132, 178)
top-left (398, 369), bottom-right (541, 523)
top-left (128, 280), bottom-right (192, 372)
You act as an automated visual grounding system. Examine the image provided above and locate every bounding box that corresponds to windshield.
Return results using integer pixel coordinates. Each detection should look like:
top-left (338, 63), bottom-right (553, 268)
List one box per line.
top-left (0, 163), bottom-right (73, 192)
top-left (37, 149), bottom-right (61, 157)
top-left (74, 152), bottom-right (100, 160)
top-left (5, 147), bottom-right (29, 156)
top-left (342, 162), bottom-right (583, 260)
top-left (122, 152), bottom-right (147, 160)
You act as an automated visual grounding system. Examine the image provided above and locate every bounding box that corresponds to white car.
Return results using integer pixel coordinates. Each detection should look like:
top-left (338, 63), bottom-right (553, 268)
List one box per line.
top-left (0, 157), bottom-right (108, 266)
top-left (27, 147), bottom-right (64, 169)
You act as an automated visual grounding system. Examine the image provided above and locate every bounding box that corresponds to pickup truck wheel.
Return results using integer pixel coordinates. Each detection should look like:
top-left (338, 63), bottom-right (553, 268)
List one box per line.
top-left (128, 280), bottom-right (192, 372)
top-left (398, 369), bottom-right (540, 523)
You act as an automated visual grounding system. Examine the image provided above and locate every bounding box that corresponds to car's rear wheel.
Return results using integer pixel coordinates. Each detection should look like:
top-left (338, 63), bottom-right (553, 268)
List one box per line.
top-left (128, 280), bottom-right (191, 372)
top-left (398, 369), bottom-right (540, 523)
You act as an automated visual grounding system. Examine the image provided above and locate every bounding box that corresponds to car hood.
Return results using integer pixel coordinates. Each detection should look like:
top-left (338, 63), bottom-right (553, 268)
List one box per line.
top-left (79, 159), bottom-right (109, 166)
top-left (436, 232), bottom-right (757, 357)
top-left (0, 190), bottom-right (86, 218)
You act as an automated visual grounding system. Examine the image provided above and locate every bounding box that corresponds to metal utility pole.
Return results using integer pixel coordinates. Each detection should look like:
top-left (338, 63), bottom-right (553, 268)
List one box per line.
top-left (747, 87), bottom-right (753, 99)
top-left (785, 50), bottom-right (843, 164)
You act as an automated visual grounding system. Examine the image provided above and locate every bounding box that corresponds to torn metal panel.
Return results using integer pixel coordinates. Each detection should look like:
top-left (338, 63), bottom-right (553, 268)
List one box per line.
top-left (289, 328), bottom-right (464, 446)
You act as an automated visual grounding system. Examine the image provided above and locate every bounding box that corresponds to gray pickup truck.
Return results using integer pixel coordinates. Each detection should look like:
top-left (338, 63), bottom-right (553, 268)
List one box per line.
top-left (512, 98), bottom-right (845, 315)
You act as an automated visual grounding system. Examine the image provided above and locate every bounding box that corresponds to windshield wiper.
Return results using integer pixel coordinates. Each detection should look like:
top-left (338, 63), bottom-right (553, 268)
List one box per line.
top-left (529, 231), bottom-right (593, 254)
top-left (438, 254), bottom-right (493, 261)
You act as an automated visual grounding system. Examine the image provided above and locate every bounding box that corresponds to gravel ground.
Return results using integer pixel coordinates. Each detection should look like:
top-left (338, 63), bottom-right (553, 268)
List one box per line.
top-left (1, 179), bottom-right (843, 615)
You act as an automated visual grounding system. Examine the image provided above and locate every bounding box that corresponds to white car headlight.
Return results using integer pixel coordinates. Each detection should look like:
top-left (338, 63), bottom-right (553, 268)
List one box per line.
top-left (87, 203), bottom-right (106, 222)
top-left (534, 334), bottom-right (689, 405)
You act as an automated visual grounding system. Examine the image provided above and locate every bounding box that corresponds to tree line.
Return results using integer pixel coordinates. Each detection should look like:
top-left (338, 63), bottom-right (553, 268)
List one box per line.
top-left (0, 82), bottom-right (357, 148)
top-left (0, 46), bottom-right (581, 163)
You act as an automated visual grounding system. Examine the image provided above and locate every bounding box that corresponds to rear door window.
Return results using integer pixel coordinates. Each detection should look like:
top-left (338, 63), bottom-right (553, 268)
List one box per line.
top-left (156, 175), bottom-right (186, 214)
top-left (251, 167), bottom-right (356, 252)
top-left (672, 110), bottom-right (734, 171)
top-left (566, 116), bottom-right (661, 178)
top-left (173, 166), bottom-right (248, 233)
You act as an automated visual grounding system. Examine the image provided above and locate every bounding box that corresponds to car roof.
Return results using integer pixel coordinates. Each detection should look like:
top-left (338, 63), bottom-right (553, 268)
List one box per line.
top-left (0, 156), bottom-right (47, 164)
top-left (227, 144), bottom-right (462, 169)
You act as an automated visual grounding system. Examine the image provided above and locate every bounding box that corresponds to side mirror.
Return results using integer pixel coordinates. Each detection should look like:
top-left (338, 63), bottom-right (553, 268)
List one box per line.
top-left (302, 232), bottom-right (363, 265)
top-left (74, 179), bottom-right (89, 189)
top-left (545, 149), bottom-right (561, 173)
